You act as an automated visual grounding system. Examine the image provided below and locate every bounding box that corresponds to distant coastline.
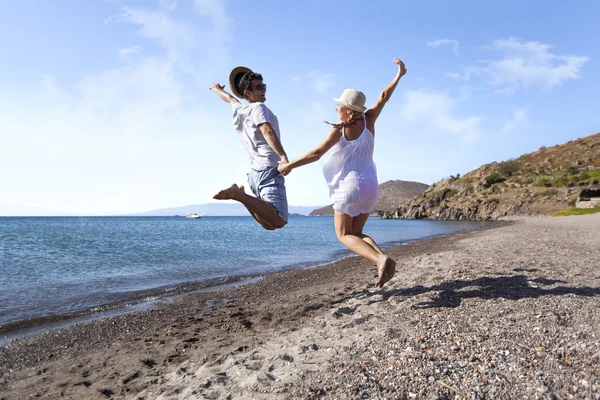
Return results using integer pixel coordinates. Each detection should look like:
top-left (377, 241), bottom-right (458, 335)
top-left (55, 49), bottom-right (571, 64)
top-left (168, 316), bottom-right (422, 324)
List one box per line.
top-left (0, 203), bottom-right (325, 217)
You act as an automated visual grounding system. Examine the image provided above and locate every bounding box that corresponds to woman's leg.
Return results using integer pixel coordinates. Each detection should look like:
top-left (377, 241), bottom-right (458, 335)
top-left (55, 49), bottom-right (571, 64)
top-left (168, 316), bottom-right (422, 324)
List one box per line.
top-left (352, 213), bottom-right (384, 255)
top-left (334, 211), bottom-right (394, 286)
top-left (334, 211), bottom-right (386, 265)
top-left (334, 211), bottom-right (396, 287)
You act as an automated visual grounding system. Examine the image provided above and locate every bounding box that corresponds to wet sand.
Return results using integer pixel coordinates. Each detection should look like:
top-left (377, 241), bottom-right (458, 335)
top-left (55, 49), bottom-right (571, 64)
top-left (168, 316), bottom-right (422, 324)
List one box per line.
top-left (1, 214), bottom-right (599, 399)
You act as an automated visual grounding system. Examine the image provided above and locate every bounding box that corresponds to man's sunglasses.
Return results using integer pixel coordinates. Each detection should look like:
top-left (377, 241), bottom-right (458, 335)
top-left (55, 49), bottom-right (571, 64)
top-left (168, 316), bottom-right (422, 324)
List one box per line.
top-left (253, 84), bottom-right (267, 90)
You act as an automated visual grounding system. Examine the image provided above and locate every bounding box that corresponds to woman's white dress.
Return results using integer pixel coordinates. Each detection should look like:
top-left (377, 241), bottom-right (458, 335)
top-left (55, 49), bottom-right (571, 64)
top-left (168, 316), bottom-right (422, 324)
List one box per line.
top-left (322, 117), bottom-right (379, 217)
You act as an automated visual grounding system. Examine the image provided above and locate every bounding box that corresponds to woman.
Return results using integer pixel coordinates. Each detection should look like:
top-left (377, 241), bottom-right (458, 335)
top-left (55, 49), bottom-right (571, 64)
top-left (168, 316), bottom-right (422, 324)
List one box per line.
top-left (279, 58), bottom-right (407, 288)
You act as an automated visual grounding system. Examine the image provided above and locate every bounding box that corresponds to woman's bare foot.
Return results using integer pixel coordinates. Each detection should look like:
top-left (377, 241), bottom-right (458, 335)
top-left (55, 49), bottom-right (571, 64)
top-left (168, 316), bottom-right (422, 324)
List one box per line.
top-left (213, 184), bottom-right (245, 200)
top-left (376, 255), bottom-right (389, 287)
top-left (376, 257), bottom-right (396, 288)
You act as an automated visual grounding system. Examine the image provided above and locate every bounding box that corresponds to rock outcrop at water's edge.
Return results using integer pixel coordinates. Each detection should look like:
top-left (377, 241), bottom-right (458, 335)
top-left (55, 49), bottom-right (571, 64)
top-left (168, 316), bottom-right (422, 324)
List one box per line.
top-left (382, 132), bottom-right (600, 221)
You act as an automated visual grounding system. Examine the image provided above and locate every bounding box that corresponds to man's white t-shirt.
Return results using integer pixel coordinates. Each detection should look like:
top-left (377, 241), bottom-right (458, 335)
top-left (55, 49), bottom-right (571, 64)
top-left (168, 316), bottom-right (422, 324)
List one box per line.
top-left (232, 102), bottom-right (281, 170)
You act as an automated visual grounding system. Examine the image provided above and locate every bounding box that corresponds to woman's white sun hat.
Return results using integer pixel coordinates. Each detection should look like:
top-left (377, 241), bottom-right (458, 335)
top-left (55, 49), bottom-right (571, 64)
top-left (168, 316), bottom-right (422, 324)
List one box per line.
top-left (334, 89), bottom-right (367, 113)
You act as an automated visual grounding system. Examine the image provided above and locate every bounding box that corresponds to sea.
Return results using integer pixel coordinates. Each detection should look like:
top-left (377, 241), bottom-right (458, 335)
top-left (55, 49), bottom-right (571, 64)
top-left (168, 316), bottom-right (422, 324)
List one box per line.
top-left (0, 216), bottom-right (489, 344)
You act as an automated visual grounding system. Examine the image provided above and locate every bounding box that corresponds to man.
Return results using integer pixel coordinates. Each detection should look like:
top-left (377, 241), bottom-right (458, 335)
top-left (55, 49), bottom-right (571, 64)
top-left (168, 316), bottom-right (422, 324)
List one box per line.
top-left (209, 67), bottom-right (288, 230)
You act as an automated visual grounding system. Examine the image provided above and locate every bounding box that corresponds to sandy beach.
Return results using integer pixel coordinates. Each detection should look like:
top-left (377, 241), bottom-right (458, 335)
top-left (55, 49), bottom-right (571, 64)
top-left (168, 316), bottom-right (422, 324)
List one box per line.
top-left (1, 214), bottom-right (599, 399)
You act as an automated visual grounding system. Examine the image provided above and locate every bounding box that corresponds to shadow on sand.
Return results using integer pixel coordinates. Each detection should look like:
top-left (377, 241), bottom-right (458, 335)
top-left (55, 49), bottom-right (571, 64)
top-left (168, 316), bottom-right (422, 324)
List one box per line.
top-left (356, 267), bottom-right (600, 309)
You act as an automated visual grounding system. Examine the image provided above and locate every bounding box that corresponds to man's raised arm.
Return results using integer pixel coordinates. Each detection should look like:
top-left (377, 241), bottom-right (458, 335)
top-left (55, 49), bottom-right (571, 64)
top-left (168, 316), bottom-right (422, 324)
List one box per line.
top-left (210, 83), bottom-right (240, 105)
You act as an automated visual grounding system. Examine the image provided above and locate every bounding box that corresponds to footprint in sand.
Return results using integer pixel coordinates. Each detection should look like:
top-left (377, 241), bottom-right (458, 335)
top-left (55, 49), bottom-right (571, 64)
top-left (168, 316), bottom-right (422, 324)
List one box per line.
top-left (244, 361), bottom-right (262, 371)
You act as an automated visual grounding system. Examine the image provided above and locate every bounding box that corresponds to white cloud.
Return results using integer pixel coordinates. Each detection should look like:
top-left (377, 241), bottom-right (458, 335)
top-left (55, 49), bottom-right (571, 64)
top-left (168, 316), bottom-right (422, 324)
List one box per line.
top-left (158, 0), bottom-right (178, 11)
top-left (446, 37), bottom-right (589, 93)
top-left (399, 90), bottom-right (482, 143)
top-left (427, 38), bottom-right (461, 58)
top-left (192, 0), bottom-right (233, 65)
top-left (118, 46), bottom-right (142, 59)
top-left (78, 2), bottom-right (235, 131)
top-left (106, 7), bottom-right (196, 67)
top-left (75, 58), bottom-right (183, 133)
top-left (40, 75), bottom-right (73, 103)
top-left (502, 108), bottom-right (528, 134)
top-left (485, 37), bottom-right (589, 92)
top-left (292, 70), bottom-right (336, 94)
top-left (106, 1), bottom-right (233, 77)
top-left (0, 1), bottom-right (241, 214)
top-left (194, 0), bottom-right (232, 34)
top-left (0, 77), bottom-right (239, 214)
top-left (443, 66), bottom-right (481, 81)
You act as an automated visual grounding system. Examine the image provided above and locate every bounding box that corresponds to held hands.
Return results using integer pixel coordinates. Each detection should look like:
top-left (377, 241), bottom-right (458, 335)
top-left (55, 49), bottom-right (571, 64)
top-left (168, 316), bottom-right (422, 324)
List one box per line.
top-left (278, 160), bottom-right (292, 176)
top-left (393, 58), bottom-right (407, 77)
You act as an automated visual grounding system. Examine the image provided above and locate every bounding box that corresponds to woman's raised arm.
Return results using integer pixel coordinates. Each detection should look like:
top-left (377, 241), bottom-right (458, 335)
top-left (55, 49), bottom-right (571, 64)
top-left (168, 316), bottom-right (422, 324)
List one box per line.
top-left (366, 58), bottom-right (407, 123)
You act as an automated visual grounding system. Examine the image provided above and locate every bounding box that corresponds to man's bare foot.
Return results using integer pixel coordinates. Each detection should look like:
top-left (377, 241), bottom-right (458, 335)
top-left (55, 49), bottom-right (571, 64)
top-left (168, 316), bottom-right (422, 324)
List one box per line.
top-left (376, 257), bottom-right (396, 288)
top-left (213, 184), bottom-right (245, 200)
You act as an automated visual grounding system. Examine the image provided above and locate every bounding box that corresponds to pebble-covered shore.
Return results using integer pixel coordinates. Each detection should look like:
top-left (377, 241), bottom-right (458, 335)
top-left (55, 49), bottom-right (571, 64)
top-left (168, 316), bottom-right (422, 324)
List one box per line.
top-left (1, 214), bottom-right (599, 399)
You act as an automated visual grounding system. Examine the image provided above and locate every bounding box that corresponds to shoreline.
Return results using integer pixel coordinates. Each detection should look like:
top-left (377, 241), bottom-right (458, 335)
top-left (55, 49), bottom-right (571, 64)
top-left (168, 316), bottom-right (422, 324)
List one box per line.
top-left (0, 222), bottom-right (504, 364)
top-left (1, 215), bottom-right (598, 399)
top-left (0, 275), bottom-right (264, 345)
top-left (0, 222), bottom-right (493, 346)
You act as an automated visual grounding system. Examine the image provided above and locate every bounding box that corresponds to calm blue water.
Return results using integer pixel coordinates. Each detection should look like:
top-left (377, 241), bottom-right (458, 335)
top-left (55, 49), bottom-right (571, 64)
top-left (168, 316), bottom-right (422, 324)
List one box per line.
top-left (0, 216), bottom-right (487, 330)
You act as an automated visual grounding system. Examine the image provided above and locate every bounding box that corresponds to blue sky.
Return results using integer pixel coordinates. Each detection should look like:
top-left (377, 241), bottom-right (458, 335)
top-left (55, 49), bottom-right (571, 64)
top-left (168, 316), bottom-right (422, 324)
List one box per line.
top-left (1, 0), bottom-right (598, 215)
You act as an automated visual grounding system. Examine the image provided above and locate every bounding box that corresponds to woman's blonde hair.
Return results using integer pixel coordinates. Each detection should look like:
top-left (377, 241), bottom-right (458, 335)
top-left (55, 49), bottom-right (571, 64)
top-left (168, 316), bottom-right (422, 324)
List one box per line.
top-left (324, 105), bottom-right (364, 127)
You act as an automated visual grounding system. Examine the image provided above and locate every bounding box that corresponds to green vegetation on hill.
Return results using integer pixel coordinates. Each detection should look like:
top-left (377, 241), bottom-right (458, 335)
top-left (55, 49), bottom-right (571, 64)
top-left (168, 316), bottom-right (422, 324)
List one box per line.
top-left (489, 160), bottom-right (600, 188)
top-left (553, 204), bottom-right (600, 217)
top-left (383, 132), bottom-right (600, 221)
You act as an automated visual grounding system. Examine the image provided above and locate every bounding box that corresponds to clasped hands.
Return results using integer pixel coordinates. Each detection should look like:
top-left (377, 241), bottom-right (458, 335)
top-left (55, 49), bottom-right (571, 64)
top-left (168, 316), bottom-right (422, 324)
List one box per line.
top-left (278, 161), bottom-right (291, 176)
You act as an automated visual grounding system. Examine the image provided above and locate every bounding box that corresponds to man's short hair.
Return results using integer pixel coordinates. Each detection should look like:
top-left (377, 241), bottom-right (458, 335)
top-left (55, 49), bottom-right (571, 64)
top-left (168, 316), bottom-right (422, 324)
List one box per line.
top-left (239, 72), bottom-right (263, 98)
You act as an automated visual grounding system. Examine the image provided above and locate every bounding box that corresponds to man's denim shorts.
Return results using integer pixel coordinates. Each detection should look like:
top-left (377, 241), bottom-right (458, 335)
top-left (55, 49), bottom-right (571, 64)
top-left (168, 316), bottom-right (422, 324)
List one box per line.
top-left (247, 167), bottom-right (288, 223)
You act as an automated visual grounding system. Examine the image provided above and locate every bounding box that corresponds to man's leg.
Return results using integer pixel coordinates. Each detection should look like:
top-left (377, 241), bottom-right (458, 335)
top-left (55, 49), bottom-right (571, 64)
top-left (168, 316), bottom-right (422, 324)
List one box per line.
top-left (213, 184), bottom-right (286, 230)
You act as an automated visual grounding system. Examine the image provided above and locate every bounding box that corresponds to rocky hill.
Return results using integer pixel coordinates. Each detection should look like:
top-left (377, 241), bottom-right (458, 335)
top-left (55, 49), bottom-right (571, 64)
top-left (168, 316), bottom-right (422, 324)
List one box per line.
top-left (309, 180), bottom-right (429, 216)
top-left (382, 132), bottom-right (600, 221)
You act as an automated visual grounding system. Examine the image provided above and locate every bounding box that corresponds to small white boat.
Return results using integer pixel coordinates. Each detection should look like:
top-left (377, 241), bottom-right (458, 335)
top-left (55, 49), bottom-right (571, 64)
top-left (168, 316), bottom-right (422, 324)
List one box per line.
top-left (185, 213), bottom-right (203, 219)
